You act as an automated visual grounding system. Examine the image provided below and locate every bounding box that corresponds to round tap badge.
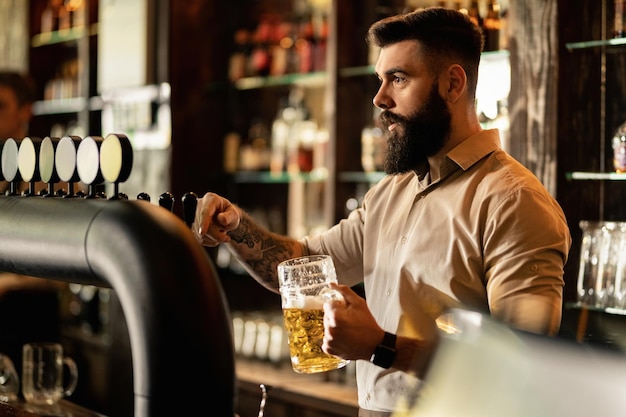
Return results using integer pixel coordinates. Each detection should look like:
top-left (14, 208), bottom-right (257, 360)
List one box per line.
top-left (76, 136), bottom-right (104, 185)
top-left (55, 136), bottom-right (82, 183)
top-left (1, 138), bottom-right (20, 182)
top-left (39, 136), bottom-right (60, 184)
top-left (100, 133), bottom-right (133, 183)
top-left (18, 136), bottom-right (42, 183)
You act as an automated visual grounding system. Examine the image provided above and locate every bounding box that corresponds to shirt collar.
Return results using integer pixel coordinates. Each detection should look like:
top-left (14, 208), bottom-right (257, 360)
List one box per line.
top-left (417, 129), bottom-right (501, 184)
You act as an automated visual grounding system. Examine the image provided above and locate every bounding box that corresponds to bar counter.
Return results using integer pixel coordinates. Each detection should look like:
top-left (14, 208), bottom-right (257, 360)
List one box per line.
top-left (235, 358), bottom-right (359, 417)
top-left (0, 400), bottom-right (106, 417)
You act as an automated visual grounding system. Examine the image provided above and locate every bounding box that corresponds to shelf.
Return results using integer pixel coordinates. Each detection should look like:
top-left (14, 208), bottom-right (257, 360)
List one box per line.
top-left (565, 301), bottom-right (626, 316)
top-left (229, 66), bottom-right (374, 91)
top-left (566, 171), bottom-right (626, 181)
top-left (229, 50), bottom-right (510, 92)
top-left (565, 37), bottom-right (626, 52)
top-left (31, 24), bottom-right (98, 47)
top-left (233, 170), bottom-right (328, 184)
top-left (234, 71), bottom-right (328, 90)
top-left (338, 171), bottom-right (385, 183)
top-left (32, 96), bottom-right (103, 116)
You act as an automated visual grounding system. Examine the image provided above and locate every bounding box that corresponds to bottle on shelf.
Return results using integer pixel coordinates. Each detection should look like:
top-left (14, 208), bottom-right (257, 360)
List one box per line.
top-left (66, 0), bottom-right (85, 28)
top-left (229, 29), bottom-right (252, 82)
top-left (270, 98), bottom-right (290, 174)
top-left (239, 119), bottom-right (271, 171)
top-left (483, 0), bottom-right (502, 52)
top-left (250, 16), bottom-right (273, 77)
top-left (311, 8), bottom-right (328, 72)
top-left (223, 132), bottom-right (241, 174)
top-left (612, 119), bottom-right (626, 173)
top-left (41, 0), bottom-right (64, 33)
top-left (467, 0), bottom-right (483, 28)
top-left (361, 107), bottom-right (385, 173)
top-left (614, 0), bottom-right (626, 38)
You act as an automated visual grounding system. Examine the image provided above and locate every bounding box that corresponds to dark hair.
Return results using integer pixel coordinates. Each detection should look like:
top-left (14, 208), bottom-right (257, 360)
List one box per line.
top-left (367, 7), bottom-right (484, 97)
top-left (0, 71), bottom-right (37, 106)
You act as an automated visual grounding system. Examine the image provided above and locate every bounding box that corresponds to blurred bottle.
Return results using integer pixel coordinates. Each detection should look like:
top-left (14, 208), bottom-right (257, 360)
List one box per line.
top-left (612, 120), bottom-right (626, 173)
top-left (41, 0), bottom-right (64, 33)
top-left (251, 16), bottom-right (273, 77)
top-left (467, 0), bottom-right (483, 28)
top-left (295, 10), bottom-right (314, 73)
top-left (270, 19), bottom-right (291, 76)
top-left (270, 98), bottom-right (290, 175)
top-left (229, 29), bottom-right (251, 82)
top-left (66, 0), bottom-right (85, 28)
top-left (361, 107), bottom-right (385, 173)
top-left (483, 0), bottom-right (502, 52)
top-left (282, 87), bottom-right (310, 174)
top-left (240, 119), bottom-right (271, 171)
top-left (223, 132), bottom-right (241, 173)
top-left (615, 0), bottom-right (626, 38)
top-left (311, 9), bottom-right (328, 72)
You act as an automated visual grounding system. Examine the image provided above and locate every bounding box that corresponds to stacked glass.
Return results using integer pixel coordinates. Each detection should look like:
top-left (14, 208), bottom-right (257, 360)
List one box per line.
top-left (577, 220), bottom-right (626, 309)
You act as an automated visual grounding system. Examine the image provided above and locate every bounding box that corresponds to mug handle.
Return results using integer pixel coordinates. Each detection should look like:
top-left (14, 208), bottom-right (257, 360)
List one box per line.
top-left (319, 287), bottom-right (345, 306)
top-left (0, 354), bottom-right (19, 402)
top-left (62, 356), bottom-right (79, 398)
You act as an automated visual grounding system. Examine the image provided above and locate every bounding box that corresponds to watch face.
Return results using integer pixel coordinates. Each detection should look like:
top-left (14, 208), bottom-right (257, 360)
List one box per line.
top-left (371, 332), bottom-right (396, 369)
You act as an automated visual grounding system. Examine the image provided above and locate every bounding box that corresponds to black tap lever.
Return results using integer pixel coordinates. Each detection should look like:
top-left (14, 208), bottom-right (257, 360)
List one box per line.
top-left (158, 191), bottom-right (175, 212)
top-left (182, 192), bottom-right (198, 228)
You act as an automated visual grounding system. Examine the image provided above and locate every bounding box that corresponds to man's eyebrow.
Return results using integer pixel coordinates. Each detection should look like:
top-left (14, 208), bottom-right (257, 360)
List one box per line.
top-left (376, 68), bottom-right (408, 78)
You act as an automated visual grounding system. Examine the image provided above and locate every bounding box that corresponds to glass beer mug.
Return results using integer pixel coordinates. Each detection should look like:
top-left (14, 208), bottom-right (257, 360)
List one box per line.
top-left (277, 255), bottom-right (350, 374)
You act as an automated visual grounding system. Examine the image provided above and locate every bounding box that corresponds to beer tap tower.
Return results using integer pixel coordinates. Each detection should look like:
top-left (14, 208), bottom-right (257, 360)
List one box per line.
top-left (0, 135), bottom-right (236, 417)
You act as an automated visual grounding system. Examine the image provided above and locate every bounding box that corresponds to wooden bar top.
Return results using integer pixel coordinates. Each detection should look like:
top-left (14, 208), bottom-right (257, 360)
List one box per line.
top-left (235, 358), bottom-right (359, 417)
top-left (0, 400), bottom-right (106, 417)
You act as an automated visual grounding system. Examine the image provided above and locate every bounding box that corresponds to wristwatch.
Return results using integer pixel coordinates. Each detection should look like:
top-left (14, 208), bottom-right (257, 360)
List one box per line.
top-left (370, 331), bottom-right (397, 369)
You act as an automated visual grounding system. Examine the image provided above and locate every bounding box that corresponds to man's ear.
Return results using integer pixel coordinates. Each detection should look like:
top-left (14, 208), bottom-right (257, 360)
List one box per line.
top-left (445, 64), bottom-right (467, 104)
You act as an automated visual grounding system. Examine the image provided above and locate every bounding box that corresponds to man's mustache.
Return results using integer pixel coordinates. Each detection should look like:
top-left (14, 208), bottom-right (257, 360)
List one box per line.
top-left (379, 110), bottom-right (406, 128)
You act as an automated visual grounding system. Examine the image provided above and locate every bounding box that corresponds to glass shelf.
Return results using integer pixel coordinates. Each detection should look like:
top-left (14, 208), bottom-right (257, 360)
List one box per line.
top-left (338, 171), bottom-right (386, 183)
top-left (31, 24), bottom-right (98, 47)
top-left (234, 72), bottom-right (327, 90)
top-left (233, 170), bottom-right (328, 184)
top-left (231, 50), bottom-right (510, 91)
top-left (32, 97), bottom-right (103, 116)
top-left (565, 37), bottom-right (626, 51)
top-left (565, 301), bottom-right (626, 316)
top-left (566, 171), bottom-right (626, 181)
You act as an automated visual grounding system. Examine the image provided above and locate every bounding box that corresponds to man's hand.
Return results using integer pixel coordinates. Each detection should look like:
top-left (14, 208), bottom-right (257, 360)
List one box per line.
top-left (322, 283), bottom-right (384, 361)
top-left (193, 192), bottom-right (241, 247)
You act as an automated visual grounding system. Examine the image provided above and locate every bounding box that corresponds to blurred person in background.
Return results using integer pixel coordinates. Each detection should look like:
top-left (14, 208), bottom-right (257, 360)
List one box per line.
top-left (0, 70), bottom-right (65, 376)
top-left (0, 71), bottom-right (35, 140)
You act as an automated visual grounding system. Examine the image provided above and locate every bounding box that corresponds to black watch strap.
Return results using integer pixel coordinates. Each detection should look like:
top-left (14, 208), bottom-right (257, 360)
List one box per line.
top-left (370, 331), bottom-right (397, 369)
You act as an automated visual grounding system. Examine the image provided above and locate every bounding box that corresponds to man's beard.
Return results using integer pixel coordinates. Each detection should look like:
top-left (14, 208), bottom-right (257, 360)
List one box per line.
top-left (379, 82), bottom-right (452, 174)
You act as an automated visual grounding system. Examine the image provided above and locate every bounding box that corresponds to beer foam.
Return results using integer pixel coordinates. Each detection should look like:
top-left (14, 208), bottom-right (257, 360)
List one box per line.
top-left (283, 294), bottom-right (325, 310)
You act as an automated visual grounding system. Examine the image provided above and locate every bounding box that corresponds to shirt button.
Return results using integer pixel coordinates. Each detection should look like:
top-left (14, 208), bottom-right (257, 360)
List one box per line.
top-left (366, 394), bottom-right (371, 401)
top-left (401, 236), bottom-right (407, 244)
top-left (387, 290), bottom-right (391, 296)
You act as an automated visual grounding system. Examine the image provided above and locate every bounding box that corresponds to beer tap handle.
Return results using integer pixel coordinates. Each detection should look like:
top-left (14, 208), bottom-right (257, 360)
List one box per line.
top-left (182, 192), bottom-right (198, 228)
top-left (158, 192), bottom-right (175, 212)
top-left (137, 192), bottom-right (151, 202)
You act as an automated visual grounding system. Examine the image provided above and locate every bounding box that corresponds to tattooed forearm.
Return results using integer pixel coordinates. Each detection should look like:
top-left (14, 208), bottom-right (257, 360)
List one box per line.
top-left (226, 210), bottom-right (303, 291)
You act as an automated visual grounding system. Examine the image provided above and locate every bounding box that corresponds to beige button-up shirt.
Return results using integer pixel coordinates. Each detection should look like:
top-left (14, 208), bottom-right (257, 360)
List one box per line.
top-left (302, 129), bottom-right (572, 412)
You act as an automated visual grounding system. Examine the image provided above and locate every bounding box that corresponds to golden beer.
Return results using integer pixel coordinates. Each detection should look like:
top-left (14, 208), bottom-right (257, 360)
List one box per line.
top-left (283, 307), bottom-right (349, 374)
top-left (278, 255), bottom-right (349, 373)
